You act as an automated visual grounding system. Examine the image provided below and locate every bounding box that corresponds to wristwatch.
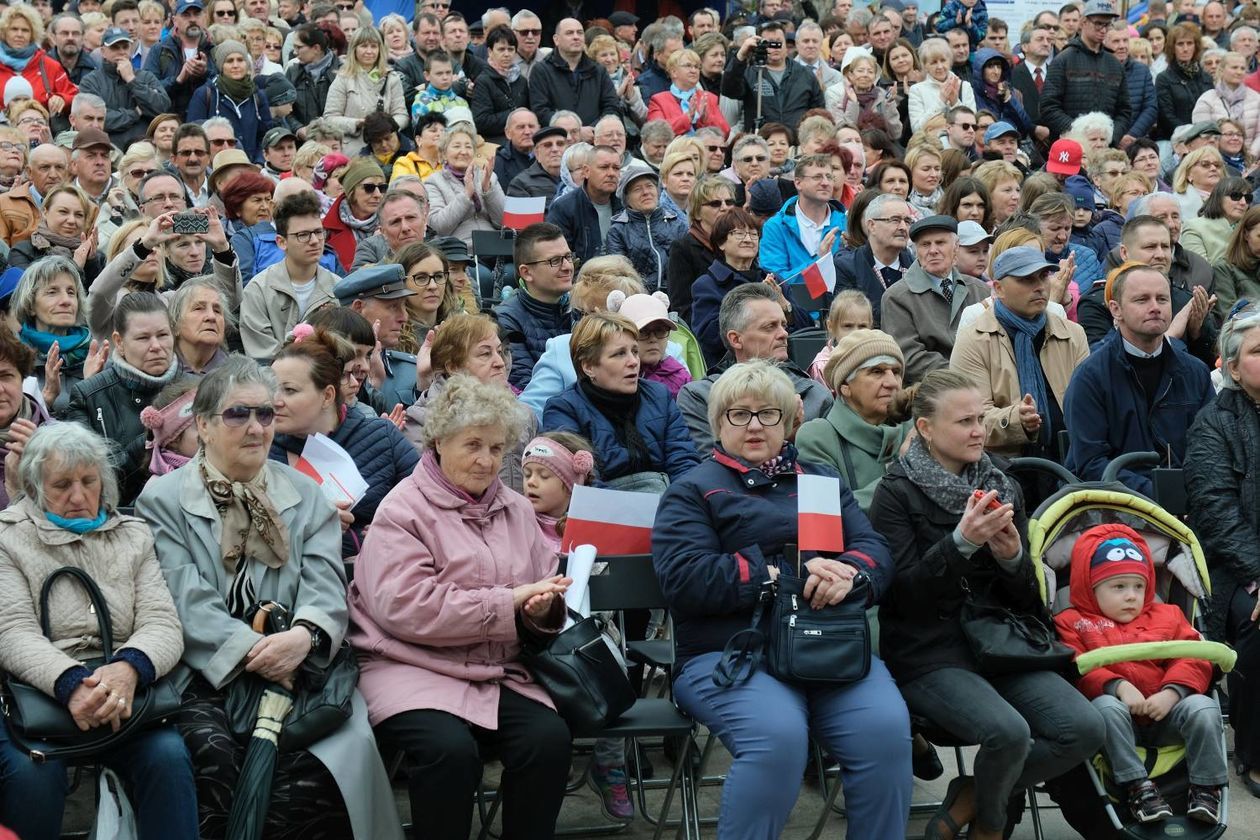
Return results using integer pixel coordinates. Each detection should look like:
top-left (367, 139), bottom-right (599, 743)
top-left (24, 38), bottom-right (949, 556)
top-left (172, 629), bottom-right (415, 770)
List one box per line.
top-left (294, 620), bottom-right (326, 654)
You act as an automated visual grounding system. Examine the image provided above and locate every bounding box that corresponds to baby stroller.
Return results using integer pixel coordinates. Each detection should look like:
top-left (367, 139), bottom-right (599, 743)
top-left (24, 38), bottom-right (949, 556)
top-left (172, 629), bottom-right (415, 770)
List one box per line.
top-left (1011, 452), bottom-right (1237, 840)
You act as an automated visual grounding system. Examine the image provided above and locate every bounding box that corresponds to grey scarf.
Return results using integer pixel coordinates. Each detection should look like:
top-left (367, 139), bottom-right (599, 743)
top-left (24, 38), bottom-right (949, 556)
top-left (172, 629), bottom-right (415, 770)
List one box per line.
top-left (898, 435), bottom-right (1015, 515)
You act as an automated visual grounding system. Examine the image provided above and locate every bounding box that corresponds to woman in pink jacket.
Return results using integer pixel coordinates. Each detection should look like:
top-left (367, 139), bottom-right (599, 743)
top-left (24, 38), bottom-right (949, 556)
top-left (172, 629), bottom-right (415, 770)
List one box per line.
top-left (646, 48), bottom-right (730, 137)
top-left (348, 374), bottom-right (574, 840)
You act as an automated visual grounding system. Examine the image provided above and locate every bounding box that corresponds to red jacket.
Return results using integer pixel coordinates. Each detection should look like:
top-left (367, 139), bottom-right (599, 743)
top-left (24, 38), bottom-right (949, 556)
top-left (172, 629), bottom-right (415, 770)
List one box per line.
top-left (646, 89), bottom-right (730, 136)
top-left (321, 193), bottom-right (358, 272)
top-left (1053, 523), bottom-right (1211, 700)
top-left (0, 49), bottom-right (77, 110)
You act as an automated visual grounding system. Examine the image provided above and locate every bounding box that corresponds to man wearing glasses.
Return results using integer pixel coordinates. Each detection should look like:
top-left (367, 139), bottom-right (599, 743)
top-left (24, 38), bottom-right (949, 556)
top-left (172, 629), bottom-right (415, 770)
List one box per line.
top-left (510, 10), bottom-right (550, 82)
top-left (759, 154), bottom-right (847, 304)
top-left (1039, 0), bottom-right (1131, 144)
top-left (171, 124), bottom-right (213, 207)
top-left (142, 0), bottom-right (214, 116)
top-left (835, 193), bottom-right (915, 326)
top-left (495, 222), bottom-right (576, 389)
top-left (335, 264), bottom-right (419, 407)
top-left (241, 191), bottom-right (342, 360)
top-left (943, 106), bottom-right (979, 161)
top-left (48, 14), bottom-right (98, 88)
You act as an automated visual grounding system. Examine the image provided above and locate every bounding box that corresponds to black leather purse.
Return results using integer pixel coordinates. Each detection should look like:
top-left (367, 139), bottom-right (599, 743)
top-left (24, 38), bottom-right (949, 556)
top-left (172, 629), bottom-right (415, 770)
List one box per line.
top-left (958, 579), bottom-right (1075, 676)
top-left (225, 601), bottom-right (359, 751)
top-left (2, 566), bottom-right (182, 762)
top-left (520, 609), bottom-right (637, 737)
top-left (714, 545), bottom-right (872, 689)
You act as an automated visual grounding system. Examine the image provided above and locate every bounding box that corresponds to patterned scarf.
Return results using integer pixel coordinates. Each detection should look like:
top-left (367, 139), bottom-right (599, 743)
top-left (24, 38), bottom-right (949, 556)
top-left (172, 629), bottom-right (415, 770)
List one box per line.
top-left (30, 221), bottom-right (83, 257)
top-left (199, 454), bottom-right (290, 574)
top-left (336, 196), bottom-right (378, 240)
top-left (898, 435), bottom-right (1015, 515)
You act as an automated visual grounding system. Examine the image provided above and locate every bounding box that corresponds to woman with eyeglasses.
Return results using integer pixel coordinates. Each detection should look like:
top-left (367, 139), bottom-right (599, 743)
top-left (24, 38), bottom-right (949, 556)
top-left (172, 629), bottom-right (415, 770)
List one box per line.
top-left (9, 100), bottom-right (50, 146)
top-left (1172, 145), bottom-right (1227, 220)
top-left (1126, 137), bottom-right (1172, 191)
top-left (208, 0), bottom-right (237, 25)
top-left (542, 312), bottom-right (699, 492)
top-left (0, 125), bottom-right (25, 197)
top-left (1215, 118), bottom-right (1253, 174)
top-left (1181, 176), bottom-right (1253, 263)
top-left (187, 40), bottom-right (274, 164)
top-left (394, 241), bottom-right (461, 352)
top-left (270, 326), bottom-right (418, 559)
top-left (137, 355), bottom-right (405, 840)
top-left (1211, 206), bottom-right (1260, 317)
top-left (665, 174), bottom-right (736, 324)
top-left (1192, 52), bottom-right (1260, 160)
top-left (424, 124), bottom-right (505, 252)
top-left (404, 311), bottom-right (536, 490)
top-left (646, 47), bottom-right (730, 137)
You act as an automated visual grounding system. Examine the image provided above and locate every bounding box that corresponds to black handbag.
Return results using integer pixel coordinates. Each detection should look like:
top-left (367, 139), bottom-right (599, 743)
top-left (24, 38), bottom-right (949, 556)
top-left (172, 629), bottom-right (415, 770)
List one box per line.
top-left (2, 566), bottom-right (182, 762)
top-left (520, 609), bottom-right (637, 737)
top-left (225, 602), bottom-right (359, 751)
top-left (714, 545), bottom-right (872, 689)
top-left (958, 579), bottom-right (1075, 676)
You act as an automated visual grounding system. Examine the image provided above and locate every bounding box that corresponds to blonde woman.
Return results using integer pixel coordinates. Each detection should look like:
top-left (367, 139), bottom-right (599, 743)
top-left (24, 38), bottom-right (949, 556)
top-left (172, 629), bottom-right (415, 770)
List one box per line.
top-left (0, 4), bottom-right (76, 115)
top-left (907, 37), bottom-right (976, 134)
top-left (324, 27), bottom-right (407, 156)
top-left (974, 160), bottom-right (1023, 227)
top-left (905, 143), bottom-right (943, 215)
top-left (1193, 51), bottom-right (1260, 158)
top-left (380, 14), bottom-right (412, 64)
top-left (238, 17), bottom-right (284, 75)
top-left (659, 150), bottom-right (698, 224)
top-left (1173, 145), bottom-right (1227, 219)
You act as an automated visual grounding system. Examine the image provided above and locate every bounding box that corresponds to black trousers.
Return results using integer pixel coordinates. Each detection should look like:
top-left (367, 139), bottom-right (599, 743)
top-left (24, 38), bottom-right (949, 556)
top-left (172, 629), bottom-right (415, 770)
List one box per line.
top-left (1225, 583), bottom-right (1260, 770)
top-left (376, 689), bottom-right (572, 840)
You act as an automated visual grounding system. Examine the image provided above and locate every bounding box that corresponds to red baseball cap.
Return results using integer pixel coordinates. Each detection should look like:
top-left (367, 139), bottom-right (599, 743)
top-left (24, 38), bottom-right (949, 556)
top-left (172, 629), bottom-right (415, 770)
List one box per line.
top-left (1046, 139), bottom-right (1083, 176)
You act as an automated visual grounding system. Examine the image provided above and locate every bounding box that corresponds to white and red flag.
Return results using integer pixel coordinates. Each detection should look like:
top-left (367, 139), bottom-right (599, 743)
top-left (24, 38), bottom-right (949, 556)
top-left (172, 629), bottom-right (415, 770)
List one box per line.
top-left (561, 485), bottom-right (661, 555)
top-left (797, 474), bottom-right (845, 553)
top-left (502, 195), bottom-right (547, 230)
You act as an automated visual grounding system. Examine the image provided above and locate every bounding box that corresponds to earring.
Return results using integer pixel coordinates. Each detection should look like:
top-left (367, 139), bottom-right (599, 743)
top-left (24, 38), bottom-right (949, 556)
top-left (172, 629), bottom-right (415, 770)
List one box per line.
top-left (923, 437), bottom-right (932, 455)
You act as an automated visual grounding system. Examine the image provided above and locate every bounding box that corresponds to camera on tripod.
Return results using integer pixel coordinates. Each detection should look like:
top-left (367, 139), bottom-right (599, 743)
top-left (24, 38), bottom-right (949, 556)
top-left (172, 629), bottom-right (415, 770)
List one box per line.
top-left (753, 38), bottom-right (782, 66)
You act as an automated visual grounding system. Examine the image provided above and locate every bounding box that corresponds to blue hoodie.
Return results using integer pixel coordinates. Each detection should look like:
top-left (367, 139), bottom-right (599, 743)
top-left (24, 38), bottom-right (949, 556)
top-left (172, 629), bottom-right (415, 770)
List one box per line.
top-left (970, 48), bottom-right (1034, 137)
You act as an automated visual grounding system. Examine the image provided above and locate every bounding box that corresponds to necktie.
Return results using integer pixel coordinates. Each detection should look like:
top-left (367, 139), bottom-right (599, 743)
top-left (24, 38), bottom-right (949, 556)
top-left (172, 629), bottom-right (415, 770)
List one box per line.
top-left (940, 277), bottom-right (955, 305)
top-left (879, 265), bottom-right (901, 288)
top-left (1033, 66), bottom-right (1044, 93)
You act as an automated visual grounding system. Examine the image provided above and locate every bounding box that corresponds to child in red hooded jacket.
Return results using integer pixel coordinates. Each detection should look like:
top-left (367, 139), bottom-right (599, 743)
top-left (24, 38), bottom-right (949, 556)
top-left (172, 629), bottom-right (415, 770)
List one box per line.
top-left (1054, 523), bottom-right (1227, 826)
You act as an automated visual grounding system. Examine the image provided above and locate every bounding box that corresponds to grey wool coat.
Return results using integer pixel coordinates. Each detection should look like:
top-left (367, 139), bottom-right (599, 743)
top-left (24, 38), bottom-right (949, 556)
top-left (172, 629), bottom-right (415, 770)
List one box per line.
top-left (880, 261), bottom-right (991, 385)
top-left (136, 460), bottom-right (404, 840)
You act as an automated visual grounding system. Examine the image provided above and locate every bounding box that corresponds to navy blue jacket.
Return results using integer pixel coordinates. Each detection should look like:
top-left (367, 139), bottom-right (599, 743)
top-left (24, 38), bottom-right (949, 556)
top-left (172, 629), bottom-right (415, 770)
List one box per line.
top-left (545, 186), bottom-right (623, 266)
top-left (1121, 57), bottom-right (1159, 139)
top-left (652, 447), bottom-right (893, 670)
top-left (1064, 329), bottom-right (1213, 496)
top-left (969, 48), bottom-right (1034, 136)
top-left (834, 243), bottom-right (914, 327)
top-left (542, 378), bottom-right (700, 483)
top-left (269, 410), bottom-right (419, 557)
top-left (690, 259), bottom-right (814, 366)
top-left (142, 34), bottom-right (216, 117)
top-left (187, 81), bottom-right (273, 163)
top-left (494, 289), bottom-right (572, 390)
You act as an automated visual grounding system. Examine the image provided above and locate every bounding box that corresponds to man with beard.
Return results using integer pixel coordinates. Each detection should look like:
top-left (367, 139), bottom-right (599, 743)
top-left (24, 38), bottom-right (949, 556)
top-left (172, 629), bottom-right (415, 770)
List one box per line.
top-left (143, 0), bottom-right (214, 116)
top-left (80, 28), bottom-right (170, 148)
top-left (48, 14), bottom-right (98, 87)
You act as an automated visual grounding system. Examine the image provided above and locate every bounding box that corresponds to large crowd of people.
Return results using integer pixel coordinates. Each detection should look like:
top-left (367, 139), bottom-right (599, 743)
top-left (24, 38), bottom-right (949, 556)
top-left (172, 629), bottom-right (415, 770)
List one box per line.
top-left (0, 0), bottom-right (1257, 837)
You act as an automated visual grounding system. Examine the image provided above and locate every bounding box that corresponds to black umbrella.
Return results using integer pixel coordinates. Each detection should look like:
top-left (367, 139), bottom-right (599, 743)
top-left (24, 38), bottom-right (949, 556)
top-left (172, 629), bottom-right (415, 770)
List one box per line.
top-left (225, 681), bottom-right (294, 840)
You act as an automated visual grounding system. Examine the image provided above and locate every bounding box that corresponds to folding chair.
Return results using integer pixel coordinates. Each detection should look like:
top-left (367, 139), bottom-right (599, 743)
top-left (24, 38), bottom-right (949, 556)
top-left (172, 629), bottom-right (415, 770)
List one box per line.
top-left (787, 327), bottom-right (828, 372)
top-left (470, 229), bottom-right (518, 304)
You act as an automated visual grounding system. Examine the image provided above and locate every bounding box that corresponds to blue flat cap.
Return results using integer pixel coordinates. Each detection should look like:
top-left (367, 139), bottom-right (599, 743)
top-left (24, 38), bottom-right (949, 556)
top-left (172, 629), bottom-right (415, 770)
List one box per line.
top-left (983, 121), bottom-right (1018, 143)
top-left (993, 246), bottom-right (1057, 279)
top-left (334, 264), bottom-right (414, 305)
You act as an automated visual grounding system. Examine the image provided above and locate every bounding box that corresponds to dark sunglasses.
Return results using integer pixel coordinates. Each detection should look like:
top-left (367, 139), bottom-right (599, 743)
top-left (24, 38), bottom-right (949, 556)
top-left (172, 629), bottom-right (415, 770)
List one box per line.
top-left (220, 404), bottom-right (275, 427)
top-left (359, 182), bottom-right (387, 194)
top-left (1228, 191), bottom-right (1252, 203)
top-left (703, 198), bottom-right (736, 208)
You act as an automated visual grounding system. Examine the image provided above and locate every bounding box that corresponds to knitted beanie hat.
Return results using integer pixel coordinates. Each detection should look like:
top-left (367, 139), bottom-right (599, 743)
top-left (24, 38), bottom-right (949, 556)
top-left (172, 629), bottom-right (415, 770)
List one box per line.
top-left (339, 157), bottom-right (384, 198)
top-left (822, 328), bottom-right (904, 391)
top-left (522, 436), bottom-right (594, 493)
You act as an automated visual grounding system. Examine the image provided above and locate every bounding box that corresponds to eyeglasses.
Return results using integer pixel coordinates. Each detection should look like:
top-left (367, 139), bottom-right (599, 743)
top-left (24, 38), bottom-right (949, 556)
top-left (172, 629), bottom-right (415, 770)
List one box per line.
top-left (285, 228), bottom-right (327, 243)
top-left (524, 252), bottom-right (575, 268)
top-left (336, 1), bottom-right (355, 8)
top-left (799, 172), bottom-right (834, 182)
top-left (141, 192), bottom-right (186, 205)
top-left (640, 325), bottom-right (672, 340)
top-left (214, 9), bottom-right (235, 18)
top-left (425, 1), bottom-right (450, 7)
top-left (954, 122), bottom-right (976, 131)
top-left (177, 148), bottom-right (208, 158)
top-left (724, 407), bottom-right (784, 427)
top-left (1228, 191), bottom-right (1253, 203)
top-left (871, 215), bottom-right (914, 226)
top-left (1195, 161), bottom-right (1223, 170)
top-left (1222, 131), bottom-right (1245, 139)
top-left (219, 404), bottom-right (276, 427)
top-left (0, 142), bottom-right (21, 153)
top-left (704, 145), bottom-right (722, 152)
top-left (514, 28), bottom-right (541, 36)
top-left (703, 198), bottom-right (735, 208)
top-left (359, 182), bottom-right (387, 194)
top-left (409, 271), bottom-right (448, 287)
top-left (738, 154), bottom-right (768, 163)
top-left (210, 137), bottom-right (238, 147)
top-left (16, 117), bottom-right (45, 127)
top-left (728, 229), bottom-right (760, 241)
top-left (127, 167), bottom-right (157, 179)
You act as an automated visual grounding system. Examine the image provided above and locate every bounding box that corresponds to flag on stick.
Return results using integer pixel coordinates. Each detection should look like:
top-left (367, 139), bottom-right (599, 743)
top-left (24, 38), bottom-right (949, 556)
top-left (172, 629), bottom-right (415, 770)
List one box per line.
top-left (502, 195), bottom-right (547, 230)
top-left (797, 474), bottom-right (845, 553)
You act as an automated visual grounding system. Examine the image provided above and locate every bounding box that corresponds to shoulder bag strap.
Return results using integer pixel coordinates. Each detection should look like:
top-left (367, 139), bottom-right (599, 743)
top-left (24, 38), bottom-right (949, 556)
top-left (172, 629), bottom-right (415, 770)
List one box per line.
top-left (831, 424), bottom-right (860, 491)
top-left (712, 585), bottom-right (772, 688)
top-left (39, 566), bottom-right (114, 657)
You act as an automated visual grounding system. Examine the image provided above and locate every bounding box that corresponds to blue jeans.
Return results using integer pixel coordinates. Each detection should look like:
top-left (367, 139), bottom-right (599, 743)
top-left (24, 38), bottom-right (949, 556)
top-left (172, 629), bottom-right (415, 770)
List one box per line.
top-left (0, 720), bottom-right (198, 840)
top-left (674, 652), bottom-right (912, 840)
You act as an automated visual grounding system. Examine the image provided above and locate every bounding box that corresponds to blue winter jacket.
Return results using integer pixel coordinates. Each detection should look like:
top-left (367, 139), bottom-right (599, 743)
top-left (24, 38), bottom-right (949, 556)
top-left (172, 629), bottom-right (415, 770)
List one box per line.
top-left (518, 332), bottom-right (687, 418)
top-left (936, 0), bottom-right (989, 46)
top-left (269, 410), bottom-right (420, 557)
top-left (494, 289), bottom-right (573, 390)
top-left (759, 196), bottom-right (845, 290)
top-left (606, 205), bottom-right (687, 294)
top-left (651, 445), bottom-right (894, 670)
top-left (545, 185), bottom-right (623, 265)
top-left (542, 378), bottom-right (701, 483)
top-left (187, 81), bottom-right (274, 163)
top-left (1048, 241), bottom-right (1104, 289)
top-left (1064, 330), bottom-right (1213, 496)
top-left (970, 48), bottom-right (1034, 136)
top-left (1121, 57), bottom-right (1159, 140)
top-left (690, 259), bottom-right (814, 365)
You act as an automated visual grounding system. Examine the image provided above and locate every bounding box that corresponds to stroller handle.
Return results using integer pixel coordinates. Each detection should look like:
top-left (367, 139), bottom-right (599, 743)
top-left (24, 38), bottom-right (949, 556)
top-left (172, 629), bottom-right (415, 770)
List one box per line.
top-left (1006, 457), bottom-right (1080, 487)
top-left (1076, 640), bottom-right (1237, 676)
top-left (1101, 451), bottom-right (1162, 484)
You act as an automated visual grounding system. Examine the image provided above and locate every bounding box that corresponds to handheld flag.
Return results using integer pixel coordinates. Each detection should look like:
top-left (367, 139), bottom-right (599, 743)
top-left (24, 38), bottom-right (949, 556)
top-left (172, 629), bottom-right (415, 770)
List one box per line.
top-left (797, 474), bottom-right (845, 553)
top-left (796, 253), bottom-right (836, 300)
top-left (502, 195), bottom-right (547, 230)
top-left (562, 485), bottom-right (661, 554)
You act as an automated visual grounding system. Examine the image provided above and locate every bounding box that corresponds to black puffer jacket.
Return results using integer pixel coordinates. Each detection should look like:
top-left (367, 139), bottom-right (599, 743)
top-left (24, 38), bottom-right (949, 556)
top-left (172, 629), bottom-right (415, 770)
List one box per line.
top-left (1039, 36), bottom-right (1132, 141)
top-left (286, 55), bottom-right (341, 129)
top-left (867, 461), bottom-right (1040, 685)
top-left (721, 54), bottom-right (825, 131)
top-left (527, 51), bottom-right (621, 127)
top-left (1155, 61), bottom-right (1214, 140)
top-left (665, 229), bottom-right (720, 325)
top-left (1185, 387), bottom-right (1260, 640)
top-left (472, 67), bottom-right (530, 146)
top-left (270, 409), bottom-right (419, 558)
top-left (494, 289), bottom-right (572, 390)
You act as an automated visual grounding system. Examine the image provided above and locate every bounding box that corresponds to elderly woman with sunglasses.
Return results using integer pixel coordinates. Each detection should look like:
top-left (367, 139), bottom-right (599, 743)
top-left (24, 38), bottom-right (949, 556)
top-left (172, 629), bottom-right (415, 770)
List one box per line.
top-left (1180, 176), bottom-right (1253, 264)
top-left (665, 174), bottom-right (737, 324)
top-left (137, 356), bottom-right (404, 840)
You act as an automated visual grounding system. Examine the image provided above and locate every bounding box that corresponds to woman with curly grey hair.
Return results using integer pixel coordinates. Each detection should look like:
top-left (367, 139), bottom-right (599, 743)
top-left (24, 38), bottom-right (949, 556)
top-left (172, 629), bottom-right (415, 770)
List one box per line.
top-left (349, 373), bottom-right (575, 840)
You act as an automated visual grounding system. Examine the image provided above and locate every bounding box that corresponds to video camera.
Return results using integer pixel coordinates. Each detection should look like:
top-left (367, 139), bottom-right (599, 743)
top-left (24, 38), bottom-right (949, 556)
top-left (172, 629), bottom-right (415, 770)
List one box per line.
top-left (752, 38), bottom-right (782, 67)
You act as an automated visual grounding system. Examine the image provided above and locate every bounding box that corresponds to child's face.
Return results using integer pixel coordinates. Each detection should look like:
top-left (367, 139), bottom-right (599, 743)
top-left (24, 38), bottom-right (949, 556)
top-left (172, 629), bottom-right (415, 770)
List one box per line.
top-left (1072, 207), bottom-right (1094, 228)
top-left (524, 463), bottom-right (570, 518)
top-left (829, 308), bottom-right (872, 339)
top-left (425, 62), bottom-right (454, 90)
top-left (1094, 575), bottom-right (1146, 624)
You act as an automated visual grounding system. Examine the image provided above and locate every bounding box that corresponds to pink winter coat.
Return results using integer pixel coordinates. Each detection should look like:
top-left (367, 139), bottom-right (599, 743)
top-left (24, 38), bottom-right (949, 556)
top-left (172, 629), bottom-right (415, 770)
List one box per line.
top-left (347, 451), bottom-right (562, 729)
top-left (1193, 84), bottom-right (1260, 158)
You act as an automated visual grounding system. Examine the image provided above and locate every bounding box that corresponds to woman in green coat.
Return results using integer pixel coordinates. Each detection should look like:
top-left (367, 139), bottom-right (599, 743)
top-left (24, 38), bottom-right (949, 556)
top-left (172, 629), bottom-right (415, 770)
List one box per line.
top-left (1181, 177), bottom-right (1251, 264)
top-left (1213, 206), bottom-right (1260, 320)
top-left (796, 329), bottom-right (912, 511)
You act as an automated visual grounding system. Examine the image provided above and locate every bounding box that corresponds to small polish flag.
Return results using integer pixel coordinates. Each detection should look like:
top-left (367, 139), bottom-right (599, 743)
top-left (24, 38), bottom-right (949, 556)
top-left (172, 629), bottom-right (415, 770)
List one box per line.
top-left (502, 195), bottom-right (547, 230)
top-left (561, 485), bottom-right (661, 555)
top-left (797, 474), bottom-right (845, 554)
top-left (797, 253), bottom-right (836, 300)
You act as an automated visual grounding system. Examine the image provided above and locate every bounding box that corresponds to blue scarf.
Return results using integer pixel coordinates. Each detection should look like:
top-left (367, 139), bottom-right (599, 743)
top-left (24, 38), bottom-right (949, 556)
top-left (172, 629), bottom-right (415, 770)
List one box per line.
top-left (45, 508), bottom-right (108, 534)
top-left (992, 298), bottom-right (1051, 445)
top-left (0, 42), bottom-right (36, 73)
top-left (20, 323), bottom-right (92, 367)
top-left (670, 83), bottom-right (696, 114)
